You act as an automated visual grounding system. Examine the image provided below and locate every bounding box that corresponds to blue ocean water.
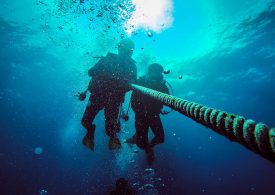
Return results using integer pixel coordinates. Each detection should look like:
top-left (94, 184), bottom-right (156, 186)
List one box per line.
top-left (0, 0), bottom-right (275, 194)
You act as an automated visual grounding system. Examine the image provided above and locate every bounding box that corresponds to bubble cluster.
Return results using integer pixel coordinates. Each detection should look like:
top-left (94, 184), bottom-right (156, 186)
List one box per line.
top-left (133, 168), bottom-right (165, 194)
top-left (39, 189), bottom-right (48, 195)
top-left (147, 31), bottom-right (153, 37)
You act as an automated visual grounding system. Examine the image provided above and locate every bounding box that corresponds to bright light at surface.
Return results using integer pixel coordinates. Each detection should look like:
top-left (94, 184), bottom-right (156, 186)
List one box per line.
top-left (125, 0), bottom-right (174, 34)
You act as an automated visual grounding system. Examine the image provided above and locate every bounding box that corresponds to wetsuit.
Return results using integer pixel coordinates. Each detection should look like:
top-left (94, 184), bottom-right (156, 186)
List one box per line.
top-left (131, 76), bottom-right (169, 150)
top-left (81, 52), bottom-right (137, 138)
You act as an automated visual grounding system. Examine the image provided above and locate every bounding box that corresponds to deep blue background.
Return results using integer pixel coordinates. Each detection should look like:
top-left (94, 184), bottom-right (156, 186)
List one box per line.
top-left (1, 1), bottom-right (275, 195)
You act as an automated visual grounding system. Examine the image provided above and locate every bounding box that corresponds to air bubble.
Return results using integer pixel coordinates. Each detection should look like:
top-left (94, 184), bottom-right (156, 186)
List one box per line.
top-left (147, 31), bottom-right (153, 37)
top-left (34, 147), bottom-right (43, 155)
top-left (163, 70), bottom-right (170, 74)
top-left (39, 189), bottom-right (48, 195)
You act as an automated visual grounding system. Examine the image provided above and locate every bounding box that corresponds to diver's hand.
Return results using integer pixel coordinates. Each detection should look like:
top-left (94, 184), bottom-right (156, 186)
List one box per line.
top-left (75, 91), bottom-right (87, 101)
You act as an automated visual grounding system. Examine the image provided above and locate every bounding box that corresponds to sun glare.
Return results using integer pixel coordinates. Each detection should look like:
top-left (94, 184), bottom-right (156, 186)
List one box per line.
top-left (125, 0), bottom-right (174, 35)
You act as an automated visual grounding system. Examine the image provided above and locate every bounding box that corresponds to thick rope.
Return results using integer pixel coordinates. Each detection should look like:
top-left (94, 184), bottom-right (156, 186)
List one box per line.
top-left (130, 84), bottom-right (275, 163)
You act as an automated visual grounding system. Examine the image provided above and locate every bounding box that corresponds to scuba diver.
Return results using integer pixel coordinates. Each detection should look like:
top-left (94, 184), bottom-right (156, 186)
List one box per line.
top-left (77, 39), bottom-right (137, 151)
top-left (126, 63), bottom-right (170, 164)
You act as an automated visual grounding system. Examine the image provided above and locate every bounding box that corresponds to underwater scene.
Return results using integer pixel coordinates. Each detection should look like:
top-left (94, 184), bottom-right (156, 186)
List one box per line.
top-left (1, 0), bottom-right (275, 194)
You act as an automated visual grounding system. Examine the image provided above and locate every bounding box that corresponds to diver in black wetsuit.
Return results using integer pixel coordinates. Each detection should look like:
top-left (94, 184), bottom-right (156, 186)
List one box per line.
top-left (126, 63), bottom-right (169, 164)
top-left (78, 39), bottom-right (137, 151)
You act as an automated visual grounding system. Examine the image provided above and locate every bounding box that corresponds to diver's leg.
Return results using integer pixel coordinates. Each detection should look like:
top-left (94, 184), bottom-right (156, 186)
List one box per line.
top-left (104, 100), bottom-right (121, 137)
top-left (81, 94), bottom-right (103, 130)
top-left (135, 114), bottom-right (150, 150)
top-left (104, 100), bottom-right (121, 150)
top-left (125, 133), bottom-right (137, 144)
top-left (135, 114), bottom-right (154, 165)
top-left (149, 114), bottom-right (165, 147)
top-left (81, 94), bottom-right (104, 150)
top-left (125, 113), bottom-right (137, 144)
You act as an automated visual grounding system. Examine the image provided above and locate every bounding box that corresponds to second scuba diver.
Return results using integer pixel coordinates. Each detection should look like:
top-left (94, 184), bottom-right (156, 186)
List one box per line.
top-left (126, 63), bottom-right (170, 164)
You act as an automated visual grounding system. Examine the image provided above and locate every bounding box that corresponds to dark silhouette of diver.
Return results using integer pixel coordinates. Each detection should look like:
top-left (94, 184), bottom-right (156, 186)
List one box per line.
top-left (110, 178), bottom-right (135, 195)
top-left (78, 39), bottom-right (137, 151)
top-left (126, 63), bottom-right (169, 164)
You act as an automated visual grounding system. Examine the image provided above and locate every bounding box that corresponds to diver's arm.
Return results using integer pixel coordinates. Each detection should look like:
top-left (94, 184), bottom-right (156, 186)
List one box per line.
top-left (164, 85), bottom-right (170, 95)
top-left (160, 84), bottom-right (172, 115)
top-left (88, 56), bottom-right (107, 77)
top-left (88, 64), bottom-right (100, 77)
top-left (88, 67), bottom-right (95, 77)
